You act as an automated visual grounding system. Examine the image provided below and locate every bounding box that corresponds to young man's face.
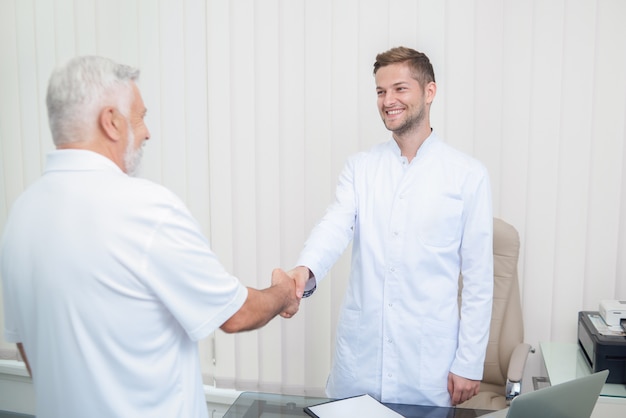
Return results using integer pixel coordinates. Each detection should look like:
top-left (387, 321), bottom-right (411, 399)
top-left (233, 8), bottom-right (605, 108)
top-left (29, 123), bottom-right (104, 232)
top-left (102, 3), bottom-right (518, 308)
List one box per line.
top-left (375, 62), bottom-right (434, 137)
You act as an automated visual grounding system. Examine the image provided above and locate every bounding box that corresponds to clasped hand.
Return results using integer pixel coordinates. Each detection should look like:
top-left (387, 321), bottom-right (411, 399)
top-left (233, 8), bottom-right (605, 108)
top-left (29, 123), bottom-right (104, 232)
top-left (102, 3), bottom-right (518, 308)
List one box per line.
top-left (272, 266), bottom-right (312, 319)
top-left (270, 268), bottom-right (301, 318)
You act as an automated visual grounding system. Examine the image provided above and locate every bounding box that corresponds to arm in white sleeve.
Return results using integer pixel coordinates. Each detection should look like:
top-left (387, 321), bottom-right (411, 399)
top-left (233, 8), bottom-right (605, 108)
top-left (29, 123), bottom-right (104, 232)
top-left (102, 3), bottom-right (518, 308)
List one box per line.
top-left (296, 156), bottom-right (359, 283)
top-left (451, 165), bottom-right (494, 380)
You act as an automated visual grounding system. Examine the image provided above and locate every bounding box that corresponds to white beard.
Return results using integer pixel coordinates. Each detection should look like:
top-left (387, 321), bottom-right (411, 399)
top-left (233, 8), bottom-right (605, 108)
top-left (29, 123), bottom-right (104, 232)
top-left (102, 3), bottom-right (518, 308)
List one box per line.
top-left (123, 125), bottom-right (143, 177)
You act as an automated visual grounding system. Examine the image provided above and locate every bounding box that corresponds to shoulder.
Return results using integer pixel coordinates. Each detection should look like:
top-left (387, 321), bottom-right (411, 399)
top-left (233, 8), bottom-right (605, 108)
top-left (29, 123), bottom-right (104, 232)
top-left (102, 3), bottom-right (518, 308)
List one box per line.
top-left (345, 140), bottom-right (395, 167)
top-left (121, 177), bottom-right (189, 215)
top-left (431, 139), bottom-right (488, 176)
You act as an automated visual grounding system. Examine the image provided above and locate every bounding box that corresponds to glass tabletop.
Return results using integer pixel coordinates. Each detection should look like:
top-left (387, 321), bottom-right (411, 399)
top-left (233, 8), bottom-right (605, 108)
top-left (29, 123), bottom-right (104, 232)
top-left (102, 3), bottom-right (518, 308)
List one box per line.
top-left (223, 392), bottom-right (495, 418)
top-left (540, 341), bottom-right (626, 399)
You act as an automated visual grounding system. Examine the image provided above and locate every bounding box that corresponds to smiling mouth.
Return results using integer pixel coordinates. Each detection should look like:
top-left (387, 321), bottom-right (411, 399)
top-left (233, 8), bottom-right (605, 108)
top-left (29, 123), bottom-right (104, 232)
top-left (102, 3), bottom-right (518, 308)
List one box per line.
top-left (386, 109), bottom-right (404, 117)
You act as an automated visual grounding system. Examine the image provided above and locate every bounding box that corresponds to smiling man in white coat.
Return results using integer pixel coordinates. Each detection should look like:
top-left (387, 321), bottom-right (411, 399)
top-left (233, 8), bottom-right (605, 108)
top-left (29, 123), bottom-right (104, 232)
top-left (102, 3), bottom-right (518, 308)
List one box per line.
top-left (289, 46), bottom-right (493, 407)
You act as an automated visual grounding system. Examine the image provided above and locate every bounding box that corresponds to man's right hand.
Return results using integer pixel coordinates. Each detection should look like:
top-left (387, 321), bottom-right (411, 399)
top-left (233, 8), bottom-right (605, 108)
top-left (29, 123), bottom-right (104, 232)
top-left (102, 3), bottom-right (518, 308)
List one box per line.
top-left (287, 266), bottom-right (312, 299)
top-left (272, 268), bottom-right (301, 318)
top-left (220, 268), bottom-right (301, 333)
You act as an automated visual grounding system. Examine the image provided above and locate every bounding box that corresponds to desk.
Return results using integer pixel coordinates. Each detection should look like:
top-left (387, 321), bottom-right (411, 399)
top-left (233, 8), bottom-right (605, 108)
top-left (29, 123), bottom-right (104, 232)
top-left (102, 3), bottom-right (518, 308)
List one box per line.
top-left (540, 342), bottom-right (626, 398)
top-left (223, 392), bottom-right (494, 418)
top-left (540, 342), bottom-right (626, 418)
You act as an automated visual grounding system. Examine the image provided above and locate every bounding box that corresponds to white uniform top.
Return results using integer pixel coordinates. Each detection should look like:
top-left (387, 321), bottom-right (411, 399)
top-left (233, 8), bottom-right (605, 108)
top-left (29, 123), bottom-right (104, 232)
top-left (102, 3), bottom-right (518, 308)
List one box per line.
top-left (1, 150), bottom-right (248, 418)
top-left (297, 132), bottom-right (493, 406)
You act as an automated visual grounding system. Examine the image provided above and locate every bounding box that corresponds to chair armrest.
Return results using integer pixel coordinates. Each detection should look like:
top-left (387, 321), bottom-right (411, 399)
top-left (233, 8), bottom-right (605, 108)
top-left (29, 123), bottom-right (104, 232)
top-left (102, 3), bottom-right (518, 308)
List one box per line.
top-left (504, 343), bottom-right (532, 403)
top-left (507, 343), bottom-right (531, 382)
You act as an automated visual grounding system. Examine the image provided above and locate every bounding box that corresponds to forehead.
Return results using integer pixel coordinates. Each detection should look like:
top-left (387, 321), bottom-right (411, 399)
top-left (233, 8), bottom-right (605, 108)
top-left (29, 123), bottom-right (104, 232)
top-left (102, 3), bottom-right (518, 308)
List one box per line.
top-left (129, 82), bottom-right (146, 111)
top-left (375, 62), bottom-right (419, 88)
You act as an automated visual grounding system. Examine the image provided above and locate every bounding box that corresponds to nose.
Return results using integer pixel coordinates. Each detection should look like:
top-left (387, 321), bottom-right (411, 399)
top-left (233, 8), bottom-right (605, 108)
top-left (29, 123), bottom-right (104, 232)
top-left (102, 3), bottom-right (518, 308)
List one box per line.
top-left (382, 91), bottom-right (397, 107)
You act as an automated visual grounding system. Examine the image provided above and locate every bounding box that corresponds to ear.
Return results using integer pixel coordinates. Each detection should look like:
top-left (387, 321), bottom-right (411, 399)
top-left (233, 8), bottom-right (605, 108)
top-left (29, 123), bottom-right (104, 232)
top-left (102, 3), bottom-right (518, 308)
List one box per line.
top-left (425, 81), bottom-right (437, 105)
top-left (99, 107), bottom-right (124, 142)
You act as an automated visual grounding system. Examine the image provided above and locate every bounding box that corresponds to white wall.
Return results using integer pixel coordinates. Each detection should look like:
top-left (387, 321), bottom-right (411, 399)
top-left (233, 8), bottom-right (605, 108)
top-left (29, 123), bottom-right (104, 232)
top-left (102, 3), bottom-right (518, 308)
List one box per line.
top-left (1, 0), bottom-right (625, 396)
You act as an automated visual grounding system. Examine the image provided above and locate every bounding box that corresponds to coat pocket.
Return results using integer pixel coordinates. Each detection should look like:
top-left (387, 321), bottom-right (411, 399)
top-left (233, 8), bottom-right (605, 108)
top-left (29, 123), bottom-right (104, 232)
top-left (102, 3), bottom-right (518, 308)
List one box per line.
top-left (332, 308), bottom-right (362, 380)
top-left (418, 317), bottom-right (458, 389)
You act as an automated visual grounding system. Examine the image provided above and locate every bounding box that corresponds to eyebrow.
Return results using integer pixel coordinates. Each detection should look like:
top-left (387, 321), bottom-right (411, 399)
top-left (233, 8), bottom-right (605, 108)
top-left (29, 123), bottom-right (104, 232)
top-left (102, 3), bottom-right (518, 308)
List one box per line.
top-left (376, 81), bottom-right (410, 90)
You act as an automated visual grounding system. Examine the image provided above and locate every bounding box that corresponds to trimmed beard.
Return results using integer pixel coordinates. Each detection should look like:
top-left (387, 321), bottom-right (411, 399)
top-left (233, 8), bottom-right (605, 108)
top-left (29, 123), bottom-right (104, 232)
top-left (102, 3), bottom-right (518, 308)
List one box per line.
top-left (384, 104), bottom-right (426, 137)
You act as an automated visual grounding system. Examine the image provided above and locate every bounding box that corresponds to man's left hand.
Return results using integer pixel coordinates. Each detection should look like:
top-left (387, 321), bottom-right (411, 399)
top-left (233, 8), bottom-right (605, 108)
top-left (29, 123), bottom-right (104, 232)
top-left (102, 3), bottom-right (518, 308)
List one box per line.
top-left (447, 372), bottom-right (480, 406)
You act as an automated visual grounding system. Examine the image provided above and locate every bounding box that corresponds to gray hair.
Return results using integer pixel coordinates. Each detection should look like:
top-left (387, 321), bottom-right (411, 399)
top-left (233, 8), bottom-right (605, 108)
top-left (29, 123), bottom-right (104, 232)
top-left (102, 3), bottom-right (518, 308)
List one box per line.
top-left (46, 56), bottom-right (140, 146)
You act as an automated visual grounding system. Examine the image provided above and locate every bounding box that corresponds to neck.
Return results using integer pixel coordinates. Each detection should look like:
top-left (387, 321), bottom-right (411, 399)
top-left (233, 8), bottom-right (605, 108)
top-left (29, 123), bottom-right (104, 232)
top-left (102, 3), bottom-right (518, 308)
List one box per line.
top-left (57, 135), bottom-right (126, 173)
top-left (393, 124), bottom-right (432, 163)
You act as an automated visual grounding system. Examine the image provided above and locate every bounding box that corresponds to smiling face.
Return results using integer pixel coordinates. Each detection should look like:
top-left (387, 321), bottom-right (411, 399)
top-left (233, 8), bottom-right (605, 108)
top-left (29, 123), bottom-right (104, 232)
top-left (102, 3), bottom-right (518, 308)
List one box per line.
top-left (375, 62), bottom-right (435, 139)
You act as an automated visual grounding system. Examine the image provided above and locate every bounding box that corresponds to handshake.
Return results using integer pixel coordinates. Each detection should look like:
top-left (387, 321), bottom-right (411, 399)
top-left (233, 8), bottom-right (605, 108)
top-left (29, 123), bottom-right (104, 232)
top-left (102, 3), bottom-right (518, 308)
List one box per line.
top-left (221, 265), bottom-right (314, 333)
top-left (271, 265), bottom-right (315, 319)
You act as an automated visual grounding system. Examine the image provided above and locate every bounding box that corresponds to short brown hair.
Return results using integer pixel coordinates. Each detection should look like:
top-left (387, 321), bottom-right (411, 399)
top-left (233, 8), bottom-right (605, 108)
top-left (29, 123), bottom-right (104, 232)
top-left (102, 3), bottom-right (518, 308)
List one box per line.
top-left (373, 46), bottom-right (435, 88)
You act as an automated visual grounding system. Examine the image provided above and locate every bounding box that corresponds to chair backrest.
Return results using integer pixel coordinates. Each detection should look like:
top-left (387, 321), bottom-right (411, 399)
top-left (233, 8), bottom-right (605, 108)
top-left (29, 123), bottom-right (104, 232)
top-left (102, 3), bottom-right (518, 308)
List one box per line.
top-left (458, 218), bottom-right (523, 392)
top-left (485, 218), bottom-right (523, 388)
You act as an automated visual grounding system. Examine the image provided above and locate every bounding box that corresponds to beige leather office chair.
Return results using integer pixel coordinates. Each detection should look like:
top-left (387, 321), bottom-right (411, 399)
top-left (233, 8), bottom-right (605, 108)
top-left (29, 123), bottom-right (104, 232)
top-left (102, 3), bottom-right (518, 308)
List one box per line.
top-left (458, 218), bottom-right (532, 411)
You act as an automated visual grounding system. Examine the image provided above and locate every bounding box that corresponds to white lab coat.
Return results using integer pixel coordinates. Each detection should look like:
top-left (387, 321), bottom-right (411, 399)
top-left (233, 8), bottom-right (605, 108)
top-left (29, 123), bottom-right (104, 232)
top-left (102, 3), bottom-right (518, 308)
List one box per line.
top-left (297, 132), bottom-right (493, 406)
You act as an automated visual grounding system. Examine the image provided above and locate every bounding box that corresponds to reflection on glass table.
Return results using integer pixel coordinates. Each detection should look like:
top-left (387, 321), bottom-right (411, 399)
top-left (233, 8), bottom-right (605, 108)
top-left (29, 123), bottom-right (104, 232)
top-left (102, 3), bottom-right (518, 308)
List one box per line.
top-left (540, 341), bottom-right (626, 399)
top-left (223, 392), bottom-right (495, 418)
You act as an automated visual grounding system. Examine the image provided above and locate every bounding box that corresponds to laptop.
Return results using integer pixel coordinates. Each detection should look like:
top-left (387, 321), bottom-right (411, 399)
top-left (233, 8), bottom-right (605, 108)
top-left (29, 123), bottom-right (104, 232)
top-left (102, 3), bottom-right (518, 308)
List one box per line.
top-left (482, 369), bottom-right (609, 418)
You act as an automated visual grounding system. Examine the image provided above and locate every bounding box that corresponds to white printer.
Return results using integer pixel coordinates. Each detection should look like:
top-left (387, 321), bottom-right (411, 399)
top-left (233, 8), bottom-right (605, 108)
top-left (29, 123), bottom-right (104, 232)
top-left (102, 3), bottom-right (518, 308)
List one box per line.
top-left (599, 299), bottom-right (626, 328)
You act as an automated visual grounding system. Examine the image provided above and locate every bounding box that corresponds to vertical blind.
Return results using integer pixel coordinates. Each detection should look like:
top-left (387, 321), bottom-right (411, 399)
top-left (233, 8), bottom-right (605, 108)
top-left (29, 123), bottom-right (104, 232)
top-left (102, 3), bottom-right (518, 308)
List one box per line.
top-left (1, 0), bottom-right (625, 395)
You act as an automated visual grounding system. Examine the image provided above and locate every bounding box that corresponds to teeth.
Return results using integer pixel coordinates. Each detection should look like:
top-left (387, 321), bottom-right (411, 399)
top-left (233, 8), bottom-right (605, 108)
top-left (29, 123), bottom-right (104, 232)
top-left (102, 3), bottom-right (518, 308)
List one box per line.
top-left (387, 109), bottom-right (403, 115)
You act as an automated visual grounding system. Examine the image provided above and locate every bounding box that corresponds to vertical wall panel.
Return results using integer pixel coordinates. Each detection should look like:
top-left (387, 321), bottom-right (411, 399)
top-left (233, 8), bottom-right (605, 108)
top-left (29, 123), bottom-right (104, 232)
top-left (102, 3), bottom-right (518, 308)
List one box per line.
top-left (416, 0), bottom-right (446, 133)
top-left (137, 0), bottom-right (163, 185)
top-left (159, 0), bottom-right (188, 199)
top-left (253, 0), bottom-right (283, 392)
top-left (522, 0), bottom-right (565, 346)
top-left (33, 0), bottom-right (56, 163)
top-left (320, 0), bottom-right (359, 393)
top-left (206, 0), bottom-right (236, 388)
top-left (277, 0), bottom-right (307, 259)
top-left (52, 0), bottom-right (76, 62)
top-left (183, 0), bottom-right (212, 379)
top-left (551, 0), bottom-right (596, 342)
top-left (617, 111), bottom-right (626, 298)
top-left (74, 0), bottom-right (96, 55)
top-left (95, 0), bottom-right (121, 60)
top-left (93, 0), bottom-right (140, 65)
top-left (229, 0), bottom-right (260, 389)
top-left (15, 0), bottom-right (43, 188)
top-left (388, 0), bottom-right (418, 46)
top-left (0, 0), bottom-right (19, 353)
top-left (357, 0), bottom-right (391, 150)
top-left (584, 0), bottom-right (626, 306)
top-left (473, 0), bottom-right (504, 207)
top-left (499, 0), bottom-right (533, 283)
top-left (302, 0), bottom-right (334, 393)
top-left (0, 0), bottom-right (23, 220)
top-left (276, 0), bottom-right (308, 393)
top-left (183, 0), bottom-right (210, 237)
top-left (443, 0), bottom-right (475, 154)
